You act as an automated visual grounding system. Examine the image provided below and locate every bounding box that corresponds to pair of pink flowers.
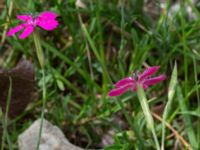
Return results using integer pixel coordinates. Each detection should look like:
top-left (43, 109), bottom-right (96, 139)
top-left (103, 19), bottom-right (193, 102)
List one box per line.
top-left (108, 66), bottom-right (166, 97)
top-left (7, 11), bottom-right (58, 39)
top-left (7, 12), bottom-right (166, 96)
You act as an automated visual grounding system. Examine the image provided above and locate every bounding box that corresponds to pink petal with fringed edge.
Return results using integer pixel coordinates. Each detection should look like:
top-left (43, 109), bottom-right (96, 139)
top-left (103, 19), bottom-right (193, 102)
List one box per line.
top-left (36, 19), bottom-right (58, 30)
top-left (142, 84), bottom-right (149, 89)
top-left (17, 15), bottom-right (32, 21)
top-left (108, 83), bottom-right (134, 97)
top-left (19, 26), bottom-right (34, 39)
top-left (7, 24), bottom-right (24, 36)
top-left (38, 11), bottom-right (58, 20)
top-left (144, 74), bottom-right (166, 86)
top-left (139, 66), bottom-right (160, 81)
top-left (115, 77), bottom-right (135, 88)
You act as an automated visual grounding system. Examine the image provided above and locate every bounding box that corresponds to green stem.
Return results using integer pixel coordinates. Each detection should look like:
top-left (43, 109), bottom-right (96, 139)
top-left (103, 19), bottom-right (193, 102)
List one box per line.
top-left (192, 56), bottom-right (200, 148)
top-left (36, 69), bottom-right (46, 150)
top-left (1, 77), bottom-right (13, 150)
top-left (33, 32), bottom-right (46, 150)
top-left (33, 32), bottom-right (44, 68)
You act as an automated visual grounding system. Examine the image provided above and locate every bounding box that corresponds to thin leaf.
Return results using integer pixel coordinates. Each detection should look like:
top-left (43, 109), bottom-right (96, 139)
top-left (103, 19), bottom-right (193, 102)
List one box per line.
top-left (137, 84), bottom-right (160, 150)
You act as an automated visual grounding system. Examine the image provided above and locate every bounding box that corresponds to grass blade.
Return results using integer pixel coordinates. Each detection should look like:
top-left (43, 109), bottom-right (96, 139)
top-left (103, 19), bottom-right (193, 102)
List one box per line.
top-left (161, 63), bottom-right (177, 150)
top-left (1, 77), bottom-right (13, 150)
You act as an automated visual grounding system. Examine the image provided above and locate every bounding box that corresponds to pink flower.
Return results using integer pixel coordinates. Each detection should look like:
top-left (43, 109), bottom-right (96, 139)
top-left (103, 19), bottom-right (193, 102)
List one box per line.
top-left (7, 11), bottom-right (59, 39)
top-left (108, 66), bottom-right (166, 97)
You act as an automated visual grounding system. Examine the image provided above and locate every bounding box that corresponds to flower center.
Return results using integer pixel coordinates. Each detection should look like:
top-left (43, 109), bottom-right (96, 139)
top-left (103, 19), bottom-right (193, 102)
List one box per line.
top-left (132, 71), bottom-right (138, 80)
top-left (25, 16), bottom-right (38, 27)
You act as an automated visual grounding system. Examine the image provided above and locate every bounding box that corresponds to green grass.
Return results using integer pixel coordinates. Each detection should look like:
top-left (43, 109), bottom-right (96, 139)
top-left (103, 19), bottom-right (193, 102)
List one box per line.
top-left (0, 0), bottom-right (200, 149)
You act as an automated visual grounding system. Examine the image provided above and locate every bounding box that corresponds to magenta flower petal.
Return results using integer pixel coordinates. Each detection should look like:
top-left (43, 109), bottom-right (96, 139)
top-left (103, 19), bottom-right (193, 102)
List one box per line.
top-left (142, 84), bottom-right (149, 89)
top-left (131, 84), bottom-right (137, 91)
top-left (144, 74), bottom-right (166, 86)
top-left (17, 15), bottom-right (32, 21)
top-left (38, 11), bottom-right (58, 20)
top-left (7, 24), bottom-right (24, 36)
top-left (36, 19), bottom-right (58, 31)
top-left (139, 66), bottom-right (160, 81)
top-left (115, 77), bottom-right (135, 88)
top-left (36, 11), bottom-right (58, 30)
top-left (108, 83), bottom-right (134, 97)
top-left (19, 26), bottom-right (34, 39)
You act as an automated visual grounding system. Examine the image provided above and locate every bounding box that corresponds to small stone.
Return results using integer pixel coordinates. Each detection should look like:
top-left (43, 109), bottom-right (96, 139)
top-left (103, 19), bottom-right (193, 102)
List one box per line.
top-left (18, 118), bottom-right (83, 150)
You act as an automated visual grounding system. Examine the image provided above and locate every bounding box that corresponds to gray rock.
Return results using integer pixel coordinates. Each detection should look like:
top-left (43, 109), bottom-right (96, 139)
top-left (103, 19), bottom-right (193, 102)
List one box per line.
top-left (18, 118), bottom-right (83, 150)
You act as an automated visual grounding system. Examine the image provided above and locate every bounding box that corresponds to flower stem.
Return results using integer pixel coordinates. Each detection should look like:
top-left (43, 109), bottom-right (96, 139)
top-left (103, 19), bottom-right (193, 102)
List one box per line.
top-left (33, 32), bottom-right (44, 68)
top-left (137, 84), bottom-right (160, 150)
top-left (33, 32), bottom-right (46, 150)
